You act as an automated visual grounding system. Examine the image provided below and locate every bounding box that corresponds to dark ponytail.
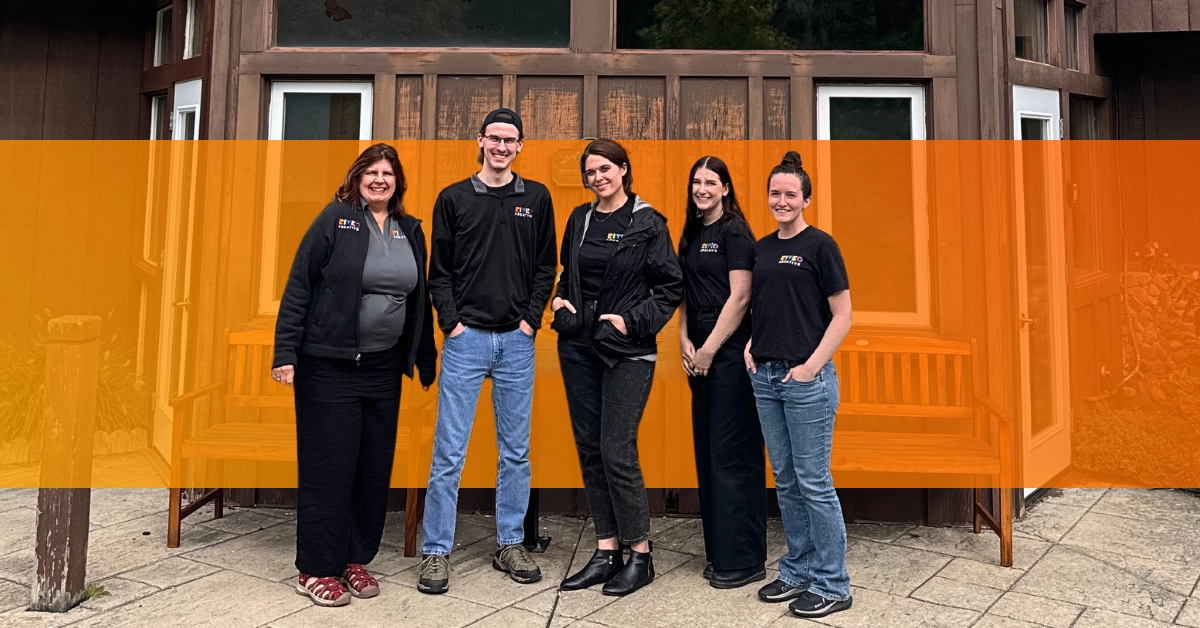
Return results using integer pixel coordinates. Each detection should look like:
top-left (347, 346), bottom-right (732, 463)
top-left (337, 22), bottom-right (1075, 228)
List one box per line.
top-left (768, 150), bottom-right (812, 201)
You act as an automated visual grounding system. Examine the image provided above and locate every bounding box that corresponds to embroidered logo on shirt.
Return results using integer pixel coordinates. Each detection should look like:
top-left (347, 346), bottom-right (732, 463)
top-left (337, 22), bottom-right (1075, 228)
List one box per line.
top-left (606, 233), bottom-right (623, 242)
top-left (779, 255), bottom-right (804, 267)
top-left (513, 207), bottom-right (533, 218)
top-left (337, 219), bottom-right (361, 231)
top-left (700, 242), bottom-right (720, 253)
top-left (391, 229), bottom-right (406, 240)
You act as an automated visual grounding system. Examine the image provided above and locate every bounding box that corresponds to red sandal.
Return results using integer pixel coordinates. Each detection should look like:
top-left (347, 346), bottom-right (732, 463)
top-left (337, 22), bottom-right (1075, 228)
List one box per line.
top-left (296, 573), bottom-right (351, 607)
top-left (343, 564), bottom-right (380, 598)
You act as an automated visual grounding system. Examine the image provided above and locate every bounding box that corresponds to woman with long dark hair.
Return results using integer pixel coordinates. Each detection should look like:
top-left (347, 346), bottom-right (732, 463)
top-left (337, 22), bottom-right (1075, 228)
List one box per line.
top-left (272, 143), bottom-right (437, 606)
top-left (745, 151), bottom-right (853, 619)
top-left (551, 139), bottom-right (683, 596)
top-left (676, 156), bottom-right (766, 588)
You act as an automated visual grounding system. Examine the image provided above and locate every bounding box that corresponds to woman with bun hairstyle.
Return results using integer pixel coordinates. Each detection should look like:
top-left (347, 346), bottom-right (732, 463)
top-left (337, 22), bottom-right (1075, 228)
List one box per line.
top-left (676, 156), bottom-right (766, 589)
top-left (551, 139), bottom-right (683, 596)
top-left (745, 151), bottom-right (853, 619)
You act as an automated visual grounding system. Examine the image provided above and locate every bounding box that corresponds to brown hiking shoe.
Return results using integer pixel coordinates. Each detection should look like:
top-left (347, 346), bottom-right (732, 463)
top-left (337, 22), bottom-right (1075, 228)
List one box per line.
top-left (493, 544), bottom-right (542, 584)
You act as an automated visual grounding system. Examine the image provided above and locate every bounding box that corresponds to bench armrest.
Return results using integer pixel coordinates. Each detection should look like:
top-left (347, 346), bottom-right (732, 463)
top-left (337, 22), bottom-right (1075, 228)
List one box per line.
top-left (974, 394), bottom-right (1013, 424)
top-left (170, 381), bottom-right (226, 407)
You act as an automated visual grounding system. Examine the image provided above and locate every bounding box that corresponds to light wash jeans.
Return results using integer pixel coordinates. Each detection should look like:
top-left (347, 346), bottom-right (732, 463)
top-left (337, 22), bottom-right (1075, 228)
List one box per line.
top-left (422, 326), bottom-right (536, 555)
top-left (750, 360), bottom-right (850, 601)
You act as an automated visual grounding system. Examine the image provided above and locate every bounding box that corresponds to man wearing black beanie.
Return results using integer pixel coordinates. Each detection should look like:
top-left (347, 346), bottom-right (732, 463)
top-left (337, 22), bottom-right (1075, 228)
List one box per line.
top-left (418, 108), bottom-right (557, 594)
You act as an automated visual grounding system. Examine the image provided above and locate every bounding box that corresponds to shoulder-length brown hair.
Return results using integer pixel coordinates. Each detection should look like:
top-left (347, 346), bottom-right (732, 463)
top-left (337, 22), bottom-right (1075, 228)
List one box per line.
top-left (579, 138), bottom-right (634, 197)
top-left (335, 143), bottom-right (408, 216)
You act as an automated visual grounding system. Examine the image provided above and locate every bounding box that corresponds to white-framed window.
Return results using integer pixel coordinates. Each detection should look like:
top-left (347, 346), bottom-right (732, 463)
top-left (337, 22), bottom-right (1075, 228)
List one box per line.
top-left (816, 84), bottom-right (930, 327)
top-left (154, 6), bottom-right (173, 67)
top-left (260, 81), bottom-right (374, 315)
top-left (184, 0), bottom-right (205, 59)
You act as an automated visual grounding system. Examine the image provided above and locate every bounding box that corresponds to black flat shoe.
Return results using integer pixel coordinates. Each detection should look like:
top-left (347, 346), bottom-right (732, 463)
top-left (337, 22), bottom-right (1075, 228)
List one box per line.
top-left (560, 549), bottom-right (623, 591)
top-left (709, 564), bottom-right (767, 589)
top-left (702, 562), bottom-right (714, 580)
top-left (601, 551), bottom-right (654, 596)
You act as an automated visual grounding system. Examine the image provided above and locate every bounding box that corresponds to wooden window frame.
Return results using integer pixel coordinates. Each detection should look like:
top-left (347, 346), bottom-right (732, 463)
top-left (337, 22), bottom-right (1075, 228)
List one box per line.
top-left (258, 80), bottom-right (375, 315)
top-left (154, 6), bottom-right (174, 67)
top-left (815, 84), bottom-right (931, 328)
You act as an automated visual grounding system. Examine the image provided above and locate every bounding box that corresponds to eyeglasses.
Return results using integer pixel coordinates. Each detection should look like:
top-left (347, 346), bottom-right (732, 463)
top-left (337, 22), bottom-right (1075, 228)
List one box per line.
top-left (483, 135), bottom-right (520, 147)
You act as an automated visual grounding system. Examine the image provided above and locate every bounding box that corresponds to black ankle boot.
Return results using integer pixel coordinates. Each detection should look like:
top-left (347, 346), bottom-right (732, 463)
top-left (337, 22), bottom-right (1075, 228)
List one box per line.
top-left (601, 550), bottom-right (654, 596)
top-left (561, 549), bottom-right (624, 591)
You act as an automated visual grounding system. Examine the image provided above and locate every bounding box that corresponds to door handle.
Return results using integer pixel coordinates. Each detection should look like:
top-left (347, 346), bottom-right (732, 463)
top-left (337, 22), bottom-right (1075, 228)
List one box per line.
top-left (1019, 314), bottom-right (1036, 327)
top-left (173, 299), bottom-right (191, 308)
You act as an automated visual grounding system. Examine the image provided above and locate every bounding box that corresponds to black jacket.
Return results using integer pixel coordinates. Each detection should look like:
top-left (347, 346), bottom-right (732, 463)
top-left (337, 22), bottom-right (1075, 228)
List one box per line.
top-left (273, 201), bottom-right (437, 387)
top-left (553, 197), bottom-right (683, 366)
top-left (427, 173), bottom-right (557, 334)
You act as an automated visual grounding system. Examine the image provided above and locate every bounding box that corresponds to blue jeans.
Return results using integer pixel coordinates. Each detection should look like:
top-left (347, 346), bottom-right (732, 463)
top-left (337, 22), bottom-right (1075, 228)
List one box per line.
top-left (750, 360), bottom-right (850, 601)
top-left (422, 326), bottom-right (536, 555)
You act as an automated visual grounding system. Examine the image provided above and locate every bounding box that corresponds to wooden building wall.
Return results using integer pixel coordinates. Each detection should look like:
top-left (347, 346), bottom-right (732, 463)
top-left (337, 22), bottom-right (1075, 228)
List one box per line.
top-left (1093, 0), bottom-right (1200, 33)
top-left (0, 1), bottom-right (145, 358)
top-left (183, 0), bottom-right (1128, 524)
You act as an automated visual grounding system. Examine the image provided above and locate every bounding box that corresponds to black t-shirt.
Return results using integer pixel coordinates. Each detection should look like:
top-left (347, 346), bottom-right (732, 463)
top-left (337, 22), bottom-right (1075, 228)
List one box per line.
top-left (579, 198), bottom-right (635, 300)
top-left (682, 218), bottom-right (756, 313)
top-left (750, 227), bottom-right (849, 364)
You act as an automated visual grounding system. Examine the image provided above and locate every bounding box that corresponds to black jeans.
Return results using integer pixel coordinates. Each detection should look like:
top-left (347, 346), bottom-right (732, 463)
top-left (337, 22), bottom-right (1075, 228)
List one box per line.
top-left (687, 312), bottom-right (767, 570)
top-left (558, 304), bottom-right (655, 545)
top-left (294, 346), bottom-right (402, 577)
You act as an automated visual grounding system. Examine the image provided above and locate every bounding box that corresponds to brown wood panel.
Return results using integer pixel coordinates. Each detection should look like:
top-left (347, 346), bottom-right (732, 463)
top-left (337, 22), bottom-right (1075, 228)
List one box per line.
top-left (234, 73), bottom-right (261, 139)
top-left (435, 76), bottom-right (502, 140)
top-left (748, 76), bottom-right (764, 141)
top-left (516, 76), bottom-right (583, 140)
top-left (763, 78), bottom-right (790, 140)
top-left (208, 0), bottom-right (238, 139)
top-left (1117, 0), bottom-right (1154, 31)
top-left (373, 73), bottom-right (396, 140)
top-left (1152, 0), bottom-right (1191, 31)
top-left (240, 0), bottom-right (269, 52)
top-left (582, 74), bottom-right (599, 137)
top-left (395, 76), bottom-right (423, 140)
top-left (571, 0), bottom-right (614, 53)
top-left (1194, 0), bottom-right (1200, 29)
top-left (41, 3), bottom-right (101, 139)
top-left (597, 77), bottom-right (665, 140)
top-left (92, 4), bottom-right (145, 140)
top-left (933, 78), bottom-right (959, 140)
top-left (1093, 0), bottom-right (1119, 33)
top-left (679, 78), bottom-right (747, 140)
top-left (0, 2), bottom-right (51, 139)
top-left (930, 0), bottom-right (956, 55)
top-left (955, 3), bottom-right (981, 140)
top-left (240, 51), bottom-right (959, 79)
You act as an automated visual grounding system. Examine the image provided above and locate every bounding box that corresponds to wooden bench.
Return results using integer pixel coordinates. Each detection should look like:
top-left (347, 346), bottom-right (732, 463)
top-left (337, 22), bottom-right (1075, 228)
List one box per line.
top-left (831, 335), bottom-right (1015, 567)
top-left (167, 328), bottom-right (435, 556)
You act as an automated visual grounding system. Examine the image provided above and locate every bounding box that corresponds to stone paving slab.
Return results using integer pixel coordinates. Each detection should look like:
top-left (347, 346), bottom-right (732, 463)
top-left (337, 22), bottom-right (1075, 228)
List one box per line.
top-left (1012, 502), bottom-right (1088, 542)
top-left (1062, 512), bottom-right (1200, 566)
top-left (843, 538), bottom-right (951, 596)
top-left (935, 557), bottom-right (1025, 591)
top-left (986, 590), bottom-right (1085, 628)
top-left (909, 575), bottom-right (1003, 611)
top-left (1177, 598), bottom-right (1200, 628)
top-left (1089, 490), bottom-right (1200, 531)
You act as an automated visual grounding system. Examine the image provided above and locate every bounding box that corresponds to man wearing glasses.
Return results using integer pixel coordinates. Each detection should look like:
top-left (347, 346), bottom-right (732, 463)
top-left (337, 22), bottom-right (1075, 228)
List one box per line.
top-left (418, 108), bottom-right (557, 594)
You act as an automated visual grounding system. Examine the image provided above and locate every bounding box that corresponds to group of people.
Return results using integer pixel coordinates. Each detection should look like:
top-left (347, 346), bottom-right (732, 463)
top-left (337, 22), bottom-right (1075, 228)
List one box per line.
top-left (271, 107), bottom-right (854, 619)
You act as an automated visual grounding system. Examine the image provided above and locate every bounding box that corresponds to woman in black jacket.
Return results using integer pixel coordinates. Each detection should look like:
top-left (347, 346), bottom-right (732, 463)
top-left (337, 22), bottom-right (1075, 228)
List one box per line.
top-left (272, 143), bottom-right (437, 607)
top-left (552, 139), bottom-right (683, 597)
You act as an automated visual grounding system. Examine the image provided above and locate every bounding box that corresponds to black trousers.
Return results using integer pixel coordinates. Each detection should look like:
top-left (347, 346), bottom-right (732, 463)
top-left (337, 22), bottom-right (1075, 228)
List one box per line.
top-left (558, 305), bottom-right (655, 545)
top-left (687, 313), bottom-right (767, 571)
top-left (294, 346), bottom-right (402, 577)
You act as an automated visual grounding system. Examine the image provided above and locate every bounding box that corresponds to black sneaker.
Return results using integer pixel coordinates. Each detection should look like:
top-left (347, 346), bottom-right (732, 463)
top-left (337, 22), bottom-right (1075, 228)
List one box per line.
top-left (493, 544), bottom-right (543, 584)
top-left (757, 578), bottom-right (809, 603)
top-left (788, 591), bottom-right (852, 618)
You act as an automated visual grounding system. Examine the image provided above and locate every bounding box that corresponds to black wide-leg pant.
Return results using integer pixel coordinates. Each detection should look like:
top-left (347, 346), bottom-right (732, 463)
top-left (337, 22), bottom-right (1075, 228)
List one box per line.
top-left (687, 313), bottom-right (767, 571)
top-left (294, 346), bottom-right (402, 577)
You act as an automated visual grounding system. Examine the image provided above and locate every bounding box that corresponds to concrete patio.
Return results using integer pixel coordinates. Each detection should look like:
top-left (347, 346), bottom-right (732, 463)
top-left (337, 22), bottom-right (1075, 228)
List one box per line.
top-left (0, 488), bottom-right (1197, 627)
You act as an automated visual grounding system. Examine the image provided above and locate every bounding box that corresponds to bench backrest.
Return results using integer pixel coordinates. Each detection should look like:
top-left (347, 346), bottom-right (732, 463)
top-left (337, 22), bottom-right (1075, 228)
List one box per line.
top-left (223, 328), bottom-right (293, 409)
top-left (834, 335), bottom-right (980, 422)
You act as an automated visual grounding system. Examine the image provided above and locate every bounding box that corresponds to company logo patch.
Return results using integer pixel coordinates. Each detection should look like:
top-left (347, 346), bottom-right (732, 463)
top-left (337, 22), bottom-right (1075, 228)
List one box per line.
top-left (779, 255), bottom-right (804, 267)
top-left (513, 206), bottom-right (533, 218)
top-left (391, 229), bottom-right (406, 240)
top-left (337, 219), bottom-right (361, 231)
top-left (606, 233), bottom-right (623, 243)
top-left (700, 242), bottom-right (720, 253)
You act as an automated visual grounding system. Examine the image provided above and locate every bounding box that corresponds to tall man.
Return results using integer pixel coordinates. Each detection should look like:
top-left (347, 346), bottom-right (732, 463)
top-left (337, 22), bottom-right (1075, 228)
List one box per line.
top-left (418, 108), bottom-right (557, 594)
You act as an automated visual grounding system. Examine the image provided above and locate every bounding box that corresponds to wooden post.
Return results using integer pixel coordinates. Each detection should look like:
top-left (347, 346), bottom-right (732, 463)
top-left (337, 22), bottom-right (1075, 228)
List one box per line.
top-left (31, 315), bottom-right (101, 612)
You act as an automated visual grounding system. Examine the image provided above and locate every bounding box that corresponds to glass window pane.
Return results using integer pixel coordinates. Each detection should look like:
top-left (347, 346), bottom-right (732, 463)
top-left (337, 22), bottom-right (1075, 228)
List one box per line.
top-left (272, 90), bottom-right (365, 300)
top-left (828, 97), bottom-right (918, 314)
top-left (155, 7), bottom-right (173, 66)
top-left (617, 0), bottom-right (923, 50)
top-left (1015, 0), bottom-right (1048, 62)
top-left (185, 0), bottom-right (205, 59)
top-left (1065, 4), bottom-right (1080, 70)
top-left (276, 0), bottom-right (570, 48)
